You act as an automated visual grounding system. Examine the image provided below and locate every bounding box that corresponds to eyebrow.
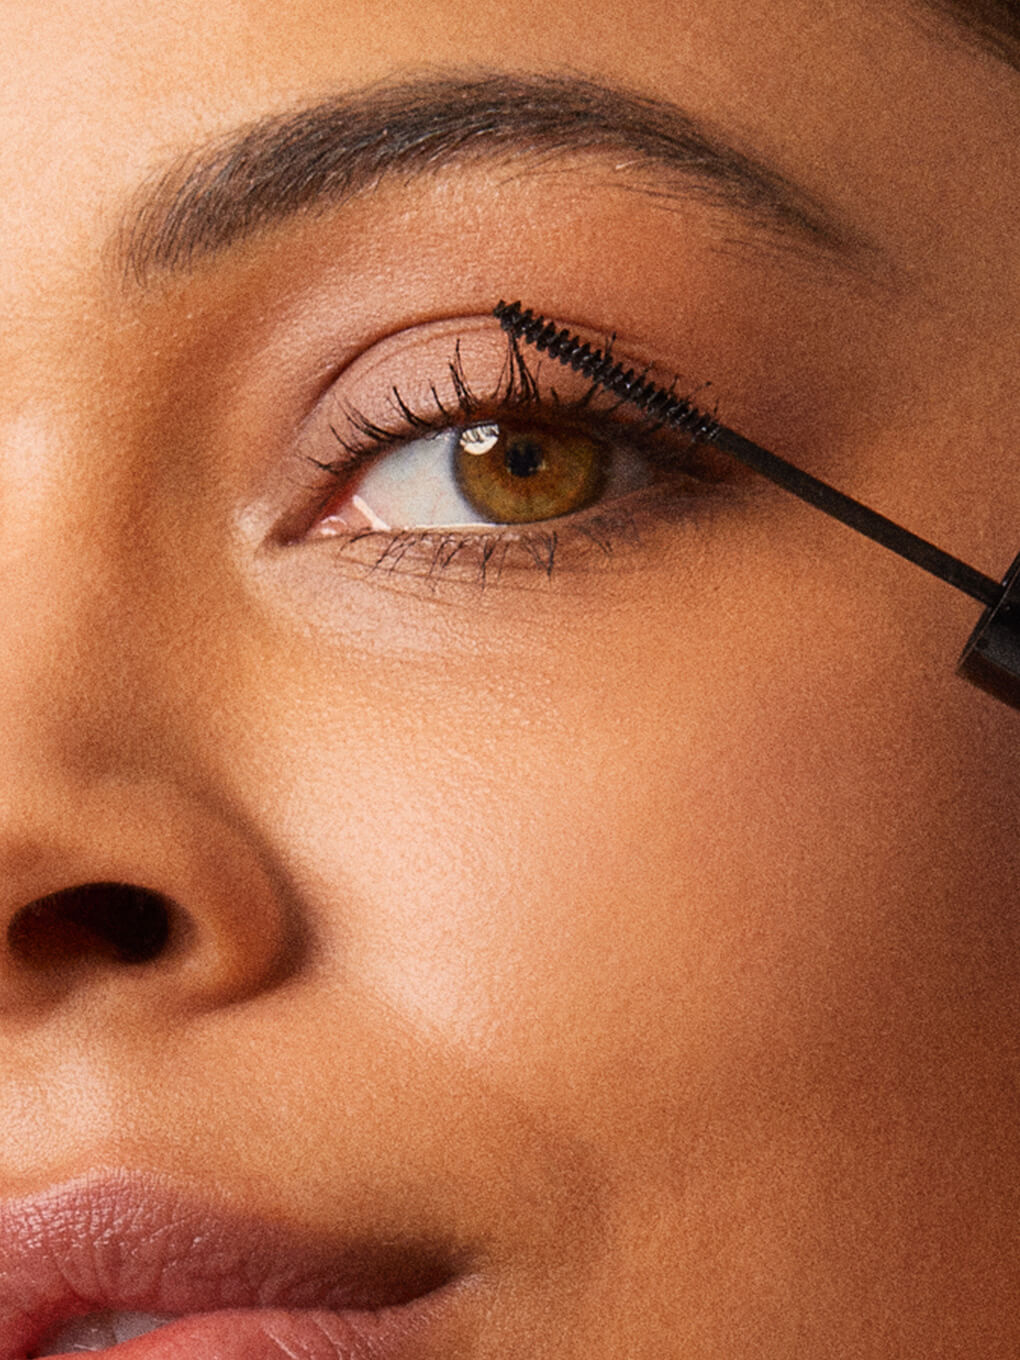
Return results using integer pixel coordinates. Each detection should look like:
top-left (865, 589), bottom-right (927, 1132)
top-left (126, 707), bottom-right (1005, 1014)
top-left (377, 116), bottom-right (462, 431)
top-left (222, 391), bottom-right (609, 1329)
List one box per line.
top-left (118, 73), bottom-right (874, 286)
top-left (914, 0), bottom-right (1020, 70)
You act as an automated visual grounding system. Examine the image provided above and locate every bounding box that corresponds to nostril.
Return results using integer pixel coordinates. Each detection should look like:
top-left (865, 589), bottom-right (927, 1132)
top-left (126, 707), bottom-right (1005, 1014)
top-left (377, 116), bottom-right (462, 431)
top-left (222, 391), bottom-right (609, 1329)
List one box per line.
top-left (8, 883), bottom-right (173, 968)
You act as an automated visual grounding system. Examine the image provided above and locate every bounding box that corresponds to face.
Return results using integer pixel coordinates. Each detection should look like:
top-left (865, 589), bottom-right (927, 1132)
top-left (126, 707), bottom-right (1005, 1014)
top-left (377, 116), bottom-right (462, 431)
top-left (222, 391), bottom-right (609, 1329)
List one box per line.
top-left (1, 2), bottom-right (1017, 1356)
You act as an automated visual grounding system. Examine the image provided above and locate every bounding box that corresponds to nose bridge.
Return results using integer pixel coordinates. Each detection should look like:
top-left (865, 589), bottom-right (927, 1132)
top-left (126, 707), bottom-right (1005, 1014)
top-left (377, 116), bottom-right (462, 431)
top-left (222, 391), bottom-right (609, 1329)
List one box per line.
top-left (0, 397), bottom-right (143, 927)
top-left (0, 399), bottom-right (176, 814)
top-left (0, 397), bottom-right (200, 779)
top-left (0, 386), bottom-right (163, 770)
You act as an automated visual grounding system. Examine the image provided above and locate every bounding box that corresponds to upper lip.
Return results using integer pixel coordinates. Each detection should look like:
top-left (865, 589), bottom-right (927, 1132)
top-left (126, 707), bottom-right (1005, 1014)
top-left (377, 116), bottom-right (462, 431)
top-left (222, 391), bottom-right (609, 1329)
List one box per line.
top-left (0, 1170), bottom-right (464, 1360)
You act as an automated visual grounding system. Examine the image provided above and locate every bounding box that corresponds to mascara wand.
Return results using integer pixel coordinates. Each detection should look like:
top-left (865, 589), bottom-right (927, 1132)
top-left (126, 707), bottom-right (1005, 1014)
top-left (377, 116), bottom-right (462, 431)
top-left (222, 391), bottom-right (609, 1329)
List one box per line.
top-left (494, 300), bottom-right (1019, 710)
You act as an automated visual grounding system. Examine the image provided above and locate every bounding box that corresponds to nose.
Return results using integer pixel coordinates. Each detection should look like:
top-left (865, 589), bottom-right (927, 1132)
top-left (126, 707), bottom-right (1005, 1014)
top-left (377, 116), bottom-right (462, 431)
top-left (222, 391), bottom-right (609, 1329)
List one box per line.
top-left (0, 772), bottom-right (299, 1020)
top-left (0, 411), bottom-right (298, 1025)
top-left (9, 882), bottom-right (172, 969)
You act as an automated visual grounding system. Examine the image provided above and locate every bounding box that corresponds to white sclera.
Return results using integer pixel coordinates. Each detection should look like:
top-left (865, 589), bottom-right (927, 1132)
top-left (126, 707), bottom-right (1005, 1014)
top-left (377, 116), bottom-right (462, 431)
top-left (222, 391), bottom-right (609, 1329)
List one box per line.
top-left (323, 421), bottom-right (655, 534)
top-left (353, 430), bottom-right (495, 528)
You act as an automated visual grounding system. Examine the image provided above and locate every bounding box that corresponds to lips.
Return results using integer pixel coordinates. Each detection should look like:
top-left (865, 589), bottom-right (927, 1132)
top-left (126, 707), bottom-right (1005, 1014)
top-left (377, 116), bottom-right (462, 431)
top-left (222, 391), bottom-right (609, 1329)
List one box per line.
top-left (0, 1172), bottom-right (465, 1360)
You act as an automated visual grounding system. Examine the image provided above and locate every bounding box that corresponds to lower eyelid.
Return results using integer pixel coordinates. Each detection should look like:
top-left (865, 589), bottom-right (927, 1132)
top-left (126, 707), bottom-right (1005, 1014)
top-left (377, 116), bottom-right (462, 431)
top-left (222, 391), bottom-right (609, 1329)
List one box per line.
top-left (302, 472), bottom-right (743, 590)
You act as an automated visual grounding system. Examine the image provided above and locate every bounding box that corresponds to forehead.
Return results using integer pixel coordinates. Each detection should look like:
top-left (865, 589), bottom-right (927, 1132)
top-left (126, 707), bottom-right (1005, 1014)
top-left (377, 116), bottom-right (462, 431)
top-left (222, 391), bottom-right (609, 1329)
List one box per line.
top-left (0, 0), bottom-right (1013, 227)
top-left (0, 0), bottom-right (1015, 408)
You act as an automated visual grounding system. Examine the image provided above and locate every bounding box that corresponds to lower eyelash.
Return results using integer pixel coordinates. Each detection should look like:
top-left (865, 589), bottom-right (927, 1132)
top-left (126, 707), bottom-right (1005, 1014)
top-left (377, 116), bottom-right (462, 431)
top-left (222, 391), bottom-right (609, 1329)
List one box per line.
top-left (315, 496), bottom-right (710, 590)
top-left (386, 527), bottom-right (566, 581)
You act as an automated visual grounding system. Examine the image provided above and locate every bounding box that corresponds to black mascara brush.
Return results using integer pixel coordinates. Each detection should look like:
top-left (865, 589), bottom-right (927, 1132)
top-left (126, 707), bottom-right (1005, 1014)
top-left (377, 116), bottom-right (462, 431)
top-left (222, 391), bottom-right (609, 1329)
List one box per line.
top-left (494, 300), bottom-right (1019, 710)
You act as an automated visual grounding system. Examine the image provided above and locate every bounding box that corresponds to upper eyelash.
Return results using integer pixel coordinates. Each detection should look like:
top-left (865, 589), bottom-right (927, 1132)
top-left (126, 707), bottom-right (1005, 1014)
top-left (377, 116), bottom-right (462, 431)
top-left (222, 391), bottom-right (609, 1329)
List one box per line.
top-left (311, 330), bottom-right (680, 481)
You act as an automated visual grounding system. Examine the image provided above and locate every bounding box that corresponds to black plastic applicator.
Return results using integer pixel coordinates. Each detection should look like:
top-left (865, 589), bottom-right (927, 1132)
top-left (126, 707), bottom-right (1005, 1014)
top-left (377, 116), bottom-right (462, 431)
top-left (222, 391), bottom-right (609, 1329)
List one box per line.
top-left (494, 300), bottom-right (1020, 710)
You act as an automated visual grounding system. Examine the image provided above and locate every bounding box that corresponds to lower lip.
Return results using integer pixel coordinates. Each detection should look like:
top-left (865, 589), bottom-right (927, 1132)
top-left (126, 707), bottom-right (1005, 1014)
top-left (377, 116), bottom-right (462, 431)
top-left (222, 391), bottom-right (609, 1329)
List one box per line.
top-left (34, 1299), bottom-right (447, 1360)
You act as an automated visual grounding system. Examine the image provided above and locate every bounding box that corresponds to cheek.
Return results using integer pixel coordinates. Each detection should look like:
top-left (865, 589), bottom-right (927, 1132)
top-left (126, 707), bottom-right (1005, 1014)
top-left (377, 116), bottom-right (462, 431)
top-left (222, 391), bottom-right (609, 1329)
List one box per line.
top-left (205, 510), bottom-right (1013, 1167)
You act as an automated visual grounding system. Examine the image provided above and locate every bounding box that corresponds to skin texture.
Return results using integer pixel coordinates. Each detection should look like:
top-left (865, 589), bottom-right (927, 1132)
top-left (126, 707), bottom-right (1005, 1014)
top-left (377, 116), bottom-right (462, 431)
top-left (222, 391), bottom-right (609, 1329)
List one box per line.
top-left (0, 2), bottom-right (1017, 1356)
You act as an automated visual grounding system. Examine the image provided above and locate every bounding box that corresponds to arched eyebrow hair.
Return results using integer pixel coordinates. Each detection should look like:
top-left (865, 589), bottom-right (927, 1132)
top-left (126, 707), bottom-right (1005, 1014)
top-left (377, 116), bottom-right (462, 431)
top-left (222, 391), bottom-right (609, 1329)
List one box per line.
top-left (116, 73), bottom-right (874, 287)
top-left (915, 0), bottom-right (1020, 69)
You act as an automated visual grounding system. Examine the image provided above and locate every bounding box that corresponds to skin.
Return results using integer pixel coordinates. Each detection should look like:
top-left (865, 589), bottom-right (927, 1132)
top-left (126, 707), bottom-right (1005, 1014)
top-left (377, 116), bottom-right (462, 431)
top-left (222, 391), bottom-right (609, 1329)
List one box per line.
top-left (1, 1), bottom-right (1017, 1356)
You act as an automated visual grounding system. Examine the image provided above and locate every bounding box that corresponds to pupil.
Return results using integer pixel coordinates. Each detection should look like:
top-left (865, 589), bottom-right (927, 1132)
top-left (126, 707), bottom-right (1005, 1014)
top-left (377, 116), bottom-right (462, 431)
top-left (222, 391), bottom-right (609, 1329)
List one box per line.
top-left (504, 437), bottom-right (545, 479)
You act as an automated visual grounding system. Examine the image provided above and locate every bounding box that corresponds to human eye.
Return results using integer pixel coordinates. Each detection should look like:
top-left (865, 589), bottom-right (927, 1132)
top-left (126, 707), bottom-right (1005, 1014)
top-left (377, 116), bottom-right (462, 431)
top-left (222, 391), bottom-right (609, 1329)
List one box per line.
top-left (283, 315), bottom-right (736, 584)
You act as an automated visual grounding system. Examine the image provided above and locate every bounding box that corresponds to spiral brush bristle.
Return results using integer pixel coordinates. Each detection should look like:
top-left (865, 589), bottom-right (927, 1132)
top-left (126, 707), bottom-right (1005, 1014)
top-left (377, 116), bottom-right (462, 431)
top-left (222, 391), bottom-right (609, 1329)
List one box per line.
top-left (493, 300), bottom-right (718, 440)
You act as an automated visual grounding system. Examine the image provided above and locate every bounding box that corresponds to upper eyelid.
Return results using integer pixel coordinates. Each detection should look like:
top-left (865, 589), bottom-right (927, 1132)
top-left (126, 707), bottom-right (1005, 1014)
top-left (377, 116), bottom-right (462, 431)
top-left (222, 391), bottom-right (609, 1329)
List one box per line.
top-left (310, 327), bottom-right (691, 478)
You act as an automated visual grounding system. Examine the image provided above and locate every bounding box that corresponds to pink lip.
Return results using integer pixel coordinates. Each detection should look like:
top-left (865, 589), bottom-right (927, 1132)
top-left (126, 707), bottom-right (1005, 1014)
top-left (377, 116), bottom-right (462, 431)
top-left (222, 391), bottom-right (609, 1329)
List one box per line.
top-left (0, 1171), bottom-right (466, 1360)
